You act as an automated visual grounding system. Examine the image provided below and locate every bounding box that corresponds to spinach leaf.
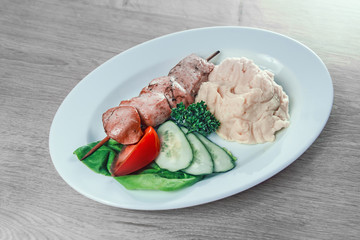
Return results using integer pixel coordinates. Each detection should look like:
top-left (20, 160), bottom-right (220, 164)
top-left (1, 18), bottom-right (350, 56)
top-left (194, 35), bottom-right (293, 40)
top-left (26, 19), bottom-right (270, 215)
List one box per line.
top-left (114, 164), bottom-right (203, 191)
top-left (73, 139), bottom-right (123, 176)
top-left (74, 141), bottom-right (203, 191)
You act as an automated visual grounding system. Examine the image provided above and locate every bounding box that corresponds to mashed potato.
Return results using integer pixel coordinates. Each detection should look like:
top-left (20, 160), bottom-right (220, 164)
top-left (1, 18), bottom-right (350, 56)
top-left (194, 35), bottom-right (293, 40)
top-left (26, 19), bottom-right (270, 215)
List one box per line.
top-left (195, 57), bottom-right (290, 144)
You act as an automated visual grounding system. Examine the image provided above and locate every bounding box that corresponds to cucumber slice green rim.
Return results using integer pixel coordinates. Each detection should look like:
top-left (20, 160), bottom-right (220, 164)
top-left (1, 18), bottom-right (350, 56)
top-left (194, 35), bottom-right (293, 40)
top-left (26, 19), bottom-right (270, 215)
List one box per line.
top-left (195, 133), bottom-right (236, 173)
top-left (182, 132), bottom-right (214, 176)
top-left (155, 121), bottom-right (193, 172)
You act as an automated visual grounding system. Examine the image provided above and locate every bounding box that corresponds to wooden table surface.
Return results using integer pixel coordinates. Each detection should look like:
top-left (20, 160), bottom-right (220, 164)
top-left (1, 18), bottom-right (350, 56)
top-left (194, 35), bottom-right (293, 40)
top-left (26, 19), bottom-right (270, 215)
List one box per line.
top-left (1, 0), bottom-right (359, 239)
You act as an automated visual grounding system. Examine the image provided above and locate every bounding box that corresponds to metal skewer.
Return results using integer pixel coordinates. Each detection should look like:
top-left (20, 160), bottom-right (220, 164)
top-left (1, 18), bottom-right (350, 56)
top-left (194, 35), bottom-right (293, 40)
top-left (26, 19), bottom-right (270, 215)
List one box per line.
top-left (81, 50), bottom-right (220, 161)
top-left (206, 50), bottom-right (220, 61)
top-left (81, 136), bottom-right (110, 160)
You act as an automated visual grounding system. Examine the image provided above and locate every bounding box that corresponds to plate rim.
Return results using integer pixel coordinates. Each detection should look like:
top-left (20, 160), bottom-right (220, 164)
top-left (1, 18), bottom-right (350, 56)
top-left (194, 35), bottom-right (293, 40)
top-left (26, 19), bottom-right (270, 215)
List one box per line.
top-left (49, 26), bottom-right (333, 210)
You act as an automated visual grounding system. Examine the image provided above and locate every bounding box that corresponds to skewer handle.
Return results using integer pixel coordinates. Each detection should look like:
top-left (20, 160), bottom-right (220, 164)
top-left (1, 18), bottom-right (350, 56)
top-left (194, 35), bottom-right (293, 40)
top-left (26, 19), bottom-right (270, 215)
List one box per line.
top-left (81, 136), bottom-right (110, 160)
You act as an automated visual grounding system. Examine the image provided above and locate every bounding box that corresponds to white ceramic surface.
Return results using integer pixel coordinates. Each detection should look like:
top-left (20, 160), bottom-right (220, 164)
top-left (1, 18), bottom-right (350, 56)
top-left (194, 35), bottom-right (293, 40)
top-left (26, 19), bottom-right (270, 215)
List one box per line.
top-left (49, 27), bottom-right (333, 210)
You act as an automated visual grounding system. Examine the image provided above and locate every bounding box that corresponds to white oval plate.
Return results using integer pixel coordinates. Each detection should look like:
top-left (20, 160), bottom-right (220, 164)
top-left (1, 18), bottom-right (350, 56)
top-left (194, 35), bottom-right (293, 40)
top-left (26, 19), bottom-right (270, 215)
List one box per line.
top-left (49, 27), bottom-right (333, 210)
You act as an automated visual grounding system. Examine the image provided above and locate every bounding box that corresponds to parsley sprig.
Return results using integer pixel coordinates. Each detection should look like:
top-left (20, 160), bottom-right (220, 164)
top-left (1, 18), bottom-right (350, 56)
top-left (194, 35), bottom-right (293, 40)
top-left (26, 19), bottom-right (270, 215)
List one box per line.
top-left (171, 101), bottom-right (220, 136)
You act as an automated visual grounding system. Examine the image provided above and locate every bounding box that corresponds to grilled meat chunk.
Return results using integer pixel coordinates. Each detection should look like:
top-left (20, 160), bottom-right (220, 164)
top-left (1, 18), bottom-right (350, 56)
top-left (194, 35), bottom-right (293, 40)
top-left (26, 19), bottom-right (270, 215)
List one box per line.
top-left (102, 105), bottom-right (143, 144)
top-left (120, 92), bottom-right (172, 127)
top-left (168, 54), bottom-right (214, 98)
top-left (140, 76), bottom-right (194, 108)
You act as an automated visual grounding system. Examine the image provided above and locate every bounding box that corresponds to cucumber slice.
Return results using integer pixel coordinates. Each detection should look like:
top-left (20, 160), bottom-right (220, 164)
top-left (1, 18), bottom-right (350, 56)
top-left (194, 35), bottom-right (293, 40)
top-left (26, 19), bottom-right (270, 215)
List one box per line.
top-left (182, 132), bottom-right (214, 175)
top-left (155, 121), bottom-right (193, 172)
top-left (195, 133), bottom-right (236, 173)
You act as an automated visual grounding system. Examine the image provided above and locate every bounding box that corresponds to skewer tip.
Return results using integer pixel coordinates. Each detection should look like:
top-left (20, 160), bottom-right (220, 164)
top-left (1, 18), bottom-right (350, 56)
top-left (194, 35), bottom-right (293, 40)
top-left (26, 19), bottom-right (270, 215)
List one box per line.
top-left (81, 136), bottom-right (110, 160)
top-left (206, 50), bottom-right (220, 62)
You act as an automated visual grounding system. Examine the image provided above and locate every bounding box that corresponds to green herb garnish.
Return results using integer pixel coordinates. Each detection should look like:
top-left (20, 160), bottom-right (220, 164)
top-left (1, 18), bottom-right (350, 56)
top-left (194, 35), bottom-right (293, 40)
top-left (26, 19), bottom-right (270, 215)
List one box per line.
top-left (171, 101), bottom-right (220, 136)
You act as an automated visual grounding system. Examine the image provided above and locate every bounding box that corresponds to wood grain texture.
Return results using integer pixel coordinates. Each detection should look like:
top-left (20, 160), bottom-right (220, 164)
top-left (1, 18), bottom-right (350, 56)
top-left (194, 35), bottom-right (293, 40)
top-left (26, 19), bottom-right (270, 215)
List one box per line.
top-left (1, 0), bottom-right (359, 239)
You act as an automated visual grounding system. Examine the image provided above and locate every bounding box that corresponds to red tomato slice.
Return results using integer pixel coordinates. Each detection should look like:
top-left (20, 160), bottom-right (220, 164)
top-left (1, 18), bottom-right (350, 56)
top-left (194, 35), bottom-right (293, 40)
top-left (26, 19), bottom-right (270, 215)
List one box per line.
top-left (110, 126), bottom-right (160, 176)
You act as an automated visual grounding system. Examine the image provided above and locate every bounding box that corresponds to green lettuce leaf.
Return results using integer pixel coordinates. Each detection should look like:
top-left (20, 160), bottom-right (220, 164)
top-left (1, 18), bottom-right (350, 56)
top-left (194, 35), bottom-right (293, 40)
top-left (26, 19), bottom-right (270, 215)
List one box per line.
top-left (74, 141), bottom-right (203, 191)
top-left (114, 163), bottom-right (203, 191)
top-left (73, 139), bottom-right (123, 176)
